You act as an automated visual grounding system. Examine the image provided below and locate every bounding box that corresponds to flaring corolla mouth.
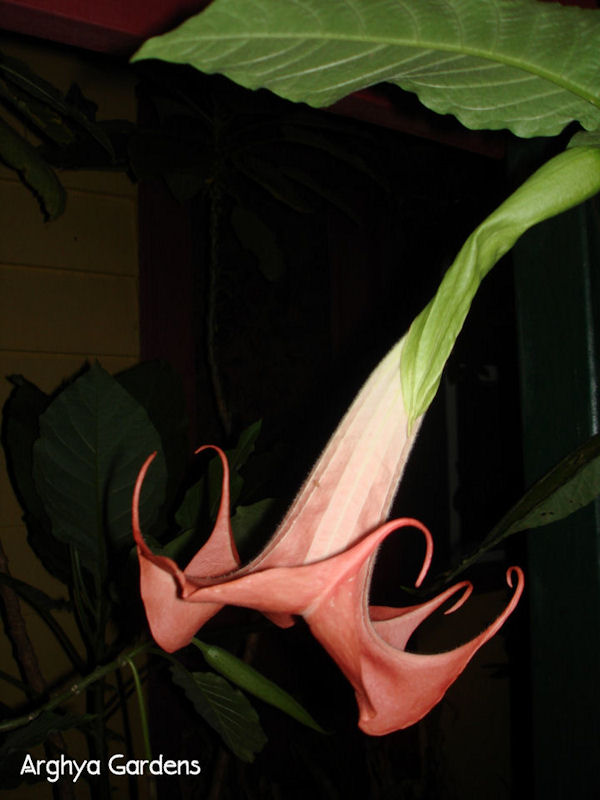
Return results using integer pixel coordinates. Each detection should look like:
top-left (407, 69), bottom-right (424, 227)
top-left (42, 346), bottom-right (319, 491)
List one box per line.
top-left (132, 335), bottom-right (524, 733)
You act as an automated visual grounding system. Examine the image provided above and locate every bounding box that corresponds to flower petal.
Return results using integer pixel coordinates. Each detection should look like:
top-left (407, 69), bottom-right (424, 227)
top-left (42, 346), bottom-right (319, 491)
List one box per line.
top-left (132, 335), bottom-right (423, 649)
top-left (132, 450), bottom-right (240, 652)
top-left (251, 336), bottom-right (423, 568)
top-left (184, 446), bottom-right (240, 577)
top-left (174, 518), bottom-right (430, 613)
top-left (307, 551), bottom-right (524, 735)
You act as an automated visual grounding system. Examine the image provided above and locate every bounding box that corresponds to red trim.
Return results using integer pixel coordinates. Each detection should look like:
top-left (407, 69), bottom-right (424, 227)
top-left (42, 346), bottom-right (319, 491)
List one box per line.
top-left (329, 88), bottom-right (506, 159)
top-left (0, 0), bottom-right (209, 55)
top-left (1, 0), bottom-right (596, 57)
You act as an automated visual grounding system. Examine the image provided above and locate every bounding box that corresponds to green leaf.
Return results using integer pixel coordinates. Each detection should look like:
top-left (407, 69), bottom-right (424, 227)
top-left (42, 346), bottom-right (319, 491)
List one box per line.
top-left (169, 663), bottom-right (267, 762)
top-left (158, 527), bottom-right (196, 562)
top-left (0, 52), bottom-right (115, 159)
top-left (231, 205), bottom-right (285, 281)
top-left (0, 711), bottom-right (92, 755)
top-left (438, 432), bottom-right (600, 585)
top-left (2, 375), bottom-right (51, 527)
top-left (0, 52), bottom-right (73, 119)
top-left (487, 432), bottom-right (600, 539)
top-left (0, 80), bottom-right (75, 148)
top-left (164, 169), bottom-right (208, 202)
top-left (208, 419), bottom-right (263, 513)
top-left (116, 360), bottom-right (188, 536)
top-left (0, 668), bottom-right (31, 696)
top-left (231, 497), bottom-right (277, 556)
top-left (568, 129), bottom-right (600, 150)
top-left (174, 479), bottom-right (205, 533)
top-left (0, 573), bottom-right (82, 671)
top-left (401, 144), bottom-right (600, 424)
top-left (0, 573), bottom-right (68, 614)
top-left (0, 713), bottom-right (93, 788)
top-left (227, 420), bottom-right (263, 474)
top-left (193, 639), bottom-right (326, 733)
top-left (279, 164), bottom-right (360, 224)
top-left (174, 420), bottom-right (264, 538)
top-left (279, 119), bottom-right (383, 189)
top-left (132, 0), bottom-right (600, 138)
top-left (32, 364), bottom-right (167, 569)
top-left (0, 116), bottom-right (65, 219)
top-left (233, 151), bottom-right (313, 212)
top-left (0, 710), bottom-right (94, 791)
top-left (1, 376), bottom-right (71, 581)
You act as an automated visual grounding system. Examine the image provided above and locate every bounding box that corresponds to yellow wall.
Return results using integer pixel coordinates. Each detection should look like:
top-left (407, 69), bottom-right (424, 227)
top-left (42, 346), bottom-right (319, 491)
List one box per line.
top-left (0, 33), bottom-right (142, 798)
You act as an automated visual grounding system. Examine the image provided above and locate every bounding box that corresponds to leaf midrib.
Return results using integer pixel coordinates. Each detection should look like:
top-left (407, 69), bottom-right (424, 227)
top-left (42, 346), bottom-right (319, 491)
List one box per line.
top-left (166, 30), bottom-right (598, 110)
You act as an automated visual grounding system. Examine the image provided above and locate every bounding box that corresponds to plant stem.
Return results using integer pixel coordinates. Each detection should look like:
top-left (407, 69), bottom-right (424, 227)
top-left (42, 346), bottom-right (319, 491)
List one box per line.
top-left (0, 538), bottom-right (76, 800)
top-left (124, 656), bottom-right (152, 761)
top-left (0, 571), bottom-right (84, 673)
top-left (206, 184), bottom-right (232, 439)
top-left (105, 665), bottom-right (149, 721)
top-left (124, 656), bottom-right (158, 800)
top-left (115, 668), bottom-right (139, 800)
top-left (0, 640), bottom-right (152, 734)
top-left (70, 547), bottom-right (95, 654)
top-left (0, 666), bottom-right (32, 695)
top-left (0, 538), bottom-right (46, 696)
top-left (87, 679), bottom-right (110, 800)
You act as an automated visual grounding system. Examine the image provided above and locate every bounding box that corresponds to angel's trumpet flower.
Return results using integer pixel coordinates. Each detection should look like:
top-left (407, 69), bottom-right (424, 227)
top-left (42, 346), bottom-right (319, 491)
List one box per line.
top-left (132, 336), bottom-right (523, 734)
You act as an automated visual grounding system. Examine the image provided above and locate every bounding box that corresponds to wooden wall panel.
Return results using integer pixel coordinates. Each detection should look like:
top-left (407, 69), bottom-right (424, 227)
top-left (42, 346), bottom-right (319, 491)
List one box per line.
top-left (0, 35), bottom-right (139, 785)
top-left (0, 265), bottom-right (139, 353)
top-left (0, 180), bottom-right (137, 274)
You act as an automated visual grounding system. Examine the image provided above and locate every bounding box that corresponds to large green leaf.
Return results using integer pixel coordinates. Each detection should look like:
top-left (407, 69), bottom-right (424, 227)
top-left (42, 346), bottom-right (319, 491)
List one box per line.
top-left (401, 143), bottom-right (600, 424)
top-left (1, 376), bottom-right (70, 581)
top-left (132, 0), bottom-right (600, 138)
top-left (33, 364), bottom-right (167, 568)
top-left (169, 663), bottom-right (267, 762)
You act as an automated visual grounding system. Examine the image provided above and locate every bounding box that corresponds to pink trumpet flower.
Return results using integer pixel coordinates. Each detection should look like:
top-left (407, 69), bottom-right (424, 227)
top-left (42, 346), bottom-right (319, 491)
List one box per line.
top-left (132, 337), bottom-right (524, 734)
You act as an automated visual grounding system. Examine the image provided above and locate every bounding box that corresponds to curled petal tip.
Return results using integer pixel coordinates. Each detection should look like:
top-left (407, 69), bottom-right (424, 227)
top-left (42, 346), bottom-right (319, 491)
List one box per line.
top-left (404, 518), bottom-right (433, 588)
top-left (195, 443), bottom-right (223, 456)
top-left (443, 581), bottom-right (473, 615)
top-left (132, 451), bottom-right (158, 548)
top-left (506, 565), bottom-right (525, 590)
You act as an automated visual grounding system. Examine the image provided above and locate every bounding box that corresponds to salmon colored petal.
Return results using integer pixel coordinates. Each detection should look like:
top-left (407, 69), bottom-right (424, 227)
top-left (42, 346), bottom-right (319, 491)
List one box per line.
top-left (306, 560), bottom-right (524, 735)
top-left (254, 337), bottom-right (421, 568)
top-left (135, 554), bottom-right (222, 653)
top-left (132, 450), bottom-right (240, 652)
top-left (176, 515), bottom-right (524, 735)
top-left (173, 518), bottom-right (429, 611)
top-left (370, 581), bottom-right (473, 651)
top-left (184, 446), bottom-right (240, 577)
